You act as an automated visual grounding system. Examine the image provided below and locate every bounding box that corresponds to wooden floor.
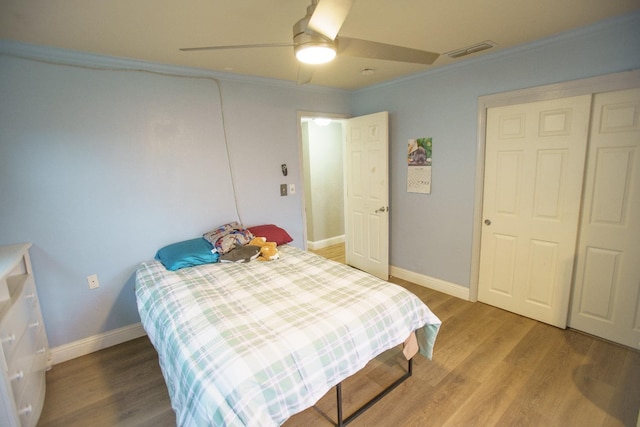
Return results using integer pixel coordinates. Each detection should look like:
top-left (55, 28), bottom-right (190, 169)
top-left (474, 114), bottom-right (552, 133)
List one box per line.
top-left (309, 243), bottom-right (345, 264)
top-left (38, 244), bottom-right (640, 427)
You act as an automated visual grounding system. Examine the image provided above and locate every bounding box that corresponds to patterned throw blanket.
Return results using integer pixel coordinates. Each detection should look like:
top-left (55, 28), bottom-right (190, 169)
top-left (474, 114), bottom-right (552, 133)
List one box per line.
top-left (135, 245), bottom-right (441, 426)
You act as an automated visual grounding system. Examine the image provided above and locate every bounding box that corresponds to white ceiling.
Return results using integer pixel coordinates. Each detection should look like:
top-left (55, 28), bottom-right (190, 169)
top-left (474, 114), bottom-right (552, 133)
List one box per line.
top-left (1, 0), bottom-right (639, 90)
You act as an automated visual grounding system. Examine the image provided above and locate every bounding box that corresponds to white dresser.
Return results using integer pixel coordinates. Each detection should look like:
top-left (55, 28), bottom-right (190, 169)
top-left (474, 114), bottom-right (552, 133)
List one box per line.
top-left (0, 243), bottom-right (50, 427)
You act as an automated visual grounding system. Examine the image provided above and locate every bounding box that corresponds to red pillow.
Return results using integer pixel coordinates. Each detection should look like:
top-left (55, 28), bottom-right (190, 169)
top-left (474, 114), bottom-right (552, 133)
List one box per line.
top-left (247, 224), bottom-right (293, 245)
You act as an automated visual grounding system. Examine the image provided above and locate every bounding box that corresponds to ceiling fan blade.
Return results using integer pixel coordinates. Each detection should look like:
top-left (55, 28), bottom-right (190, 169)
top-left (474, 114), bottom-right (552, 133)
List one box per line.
top-left (296, 64), bottom-right (315, 85)
top-left (180, 43), bottom-right (292, 52)
top-left (307, 0), bottom-right (355, 40)
top-left (337, 37), bottom-right (439, 65)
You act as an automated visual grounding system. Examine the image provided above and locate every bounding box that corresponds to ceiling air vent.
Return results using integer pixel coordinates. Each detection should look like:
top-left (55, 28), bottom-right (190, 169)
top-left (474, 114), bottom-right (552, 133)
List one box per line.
top-left (445, 41), bottom-right (496, 59)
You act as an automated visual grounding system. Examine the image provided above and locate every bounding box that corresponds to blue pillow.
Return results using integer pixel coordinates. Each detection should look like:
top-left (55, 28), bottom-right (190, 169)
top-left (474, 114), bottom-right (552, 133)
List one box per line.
top-left (155, 238), bottom-right (219, 271)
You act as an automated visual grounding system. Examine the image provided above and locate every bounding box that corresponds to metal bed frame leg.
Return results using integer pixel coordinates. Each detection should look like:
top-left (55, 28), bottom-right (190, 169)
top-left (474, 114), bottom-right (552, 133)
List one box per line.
top-left (336, 382), bottom-right (343, 426)
top-left (335, 358), bottom-right (413, 426)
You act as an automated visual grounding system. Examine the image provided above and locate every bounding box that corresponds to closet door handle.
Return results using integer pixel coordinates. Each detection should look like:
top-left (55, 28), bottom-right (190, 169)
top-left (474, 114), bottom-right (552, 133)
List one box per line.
top-left (484, 219), bottom-right (492, 226)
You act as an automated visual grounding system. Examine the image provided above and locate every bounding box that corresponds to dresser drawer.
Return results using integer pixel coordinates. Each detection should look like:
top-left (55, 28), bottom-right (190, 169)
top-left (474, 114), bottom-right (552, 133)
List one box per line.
top-left (31, 328), bottom-right (48, 372)
top-left (16, 370), bottom-right (45, 427)
top-left (22, 309), bottom-right (45, 357)
top-left (0, 276), bottom-right (39, 364)
top-left (6, 329), bottom-right (47, 422)
top-left (6, 332), bottom-right (36, 403)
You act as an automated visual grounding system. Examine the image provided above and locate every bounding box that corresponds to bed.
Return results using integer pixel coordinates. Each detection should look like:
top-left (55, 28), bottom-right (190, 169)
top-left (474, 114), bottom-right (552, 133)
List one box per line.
top-left (135, 243), bottom-right (441, 426)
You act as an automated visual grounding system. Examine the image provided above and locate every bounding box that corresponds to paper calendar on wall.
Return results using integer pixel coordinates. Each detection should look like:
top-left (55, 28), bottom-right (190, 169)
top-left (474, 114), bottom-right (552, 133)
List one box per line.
top-left (407, 137), bottom-right (432, 194)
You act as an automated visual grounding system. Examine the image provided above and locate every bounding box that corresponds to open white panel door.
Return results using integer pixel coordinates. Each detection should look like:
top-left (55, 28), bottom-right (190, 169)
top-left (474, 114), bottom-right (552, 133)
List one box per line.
top-left (344, 112), bottom-right (389, 280)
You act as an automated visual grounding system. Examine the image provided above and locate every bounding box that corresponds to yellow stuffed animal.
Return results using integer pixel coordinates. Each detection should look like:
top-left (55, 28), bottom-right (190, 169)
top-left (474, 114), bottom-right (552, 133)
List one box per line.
top-left (249, 237), bottom-right (280, 261)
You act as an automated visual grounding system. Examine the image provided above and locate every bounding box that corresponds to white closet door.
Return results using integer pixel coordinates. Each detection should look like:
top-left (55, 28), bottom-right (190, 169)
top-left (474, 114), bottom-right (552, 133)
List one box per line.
top-left (569, 88), bottom-right (640, 349)
top-left (479, 95), bottom-right (592, 327)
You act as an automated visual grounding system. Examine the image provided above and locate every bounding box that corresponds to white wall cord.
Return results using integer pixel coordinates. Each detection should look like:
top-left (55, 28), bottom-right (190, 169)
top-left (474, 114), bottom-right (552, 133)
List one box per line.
top-left (1, 52), bottom-right (244, 225)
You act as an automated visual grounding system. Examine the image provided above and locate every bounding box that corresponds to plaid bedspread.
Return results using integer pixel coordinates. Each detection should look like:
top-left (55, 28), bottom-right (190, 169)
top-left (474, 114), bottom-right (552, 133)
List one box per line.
top-left (135, 245), bottom-right (441, 426)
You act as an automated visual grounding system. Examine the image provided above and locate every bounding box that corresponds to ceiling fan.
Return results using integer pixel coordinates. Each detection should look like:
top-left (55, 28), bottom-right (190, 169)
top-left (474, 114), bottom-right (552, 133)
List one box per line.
top-left (180, 0), bottom-right (439, 84)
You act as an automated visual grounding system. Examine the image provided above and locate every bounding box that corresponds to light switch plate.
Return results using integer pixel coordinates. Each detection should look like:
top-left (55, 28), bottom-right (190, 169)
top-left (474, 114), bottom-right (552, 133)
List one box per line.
top-left (280, 184), bottom-right (287, 196)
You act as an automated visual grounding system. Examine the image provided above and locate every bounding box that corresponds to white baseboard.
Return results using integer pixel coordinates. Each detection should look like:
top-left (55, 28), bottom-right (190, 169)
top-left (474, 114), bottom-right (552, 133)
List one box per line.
top-left (307, 235), bottom-right (345, 250)
top-left (390, 265), bottom-right (470, 301)
top-left (50, 322), bottom-right (147, 365)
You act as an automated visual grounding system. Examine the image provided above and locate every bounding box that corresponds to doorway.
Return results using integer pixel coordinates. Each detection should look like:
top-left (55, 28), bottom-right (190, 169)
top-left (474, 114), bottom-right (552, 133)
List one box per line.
top-left (299, 113), bottom-right (347, 252)
top-left (298, 111), bottom-right (391, 280)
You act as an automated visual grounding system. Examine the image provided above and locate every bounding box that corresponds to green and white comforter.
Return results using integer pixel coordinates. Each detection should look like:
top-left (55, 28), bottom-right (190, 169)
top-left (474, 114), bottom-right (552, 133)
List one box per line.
top-left (135, 245), bottom-right (441, 426)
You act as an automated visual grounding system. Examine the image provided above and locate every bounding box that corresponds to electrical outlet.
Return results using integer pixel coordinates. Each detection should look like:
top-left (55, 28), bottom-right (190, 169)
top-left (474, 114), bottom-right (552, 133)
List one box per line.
top-left (87, 274), bottom-right (100, 289)
top-left (289, 184), bottom-right (296, 194)
top-left (280, 184), bottom-right (288, 196)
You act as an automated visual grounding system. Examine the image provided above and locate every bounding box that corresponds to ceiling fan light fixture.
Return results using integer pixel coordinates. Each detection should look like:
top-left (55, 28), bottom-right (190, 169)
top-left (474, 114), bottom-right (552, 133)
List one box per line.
top-left (295, 43), bottom-right (337, 64)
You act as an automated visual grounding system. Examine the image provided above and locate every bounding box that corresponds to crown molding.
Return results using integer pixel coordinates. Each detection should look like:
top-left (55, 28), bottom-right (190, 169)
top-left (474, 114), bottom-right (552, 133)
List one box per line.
top-left (0, 39), bottom-right (349, 95)
top-left (354, 10), bottom-right (640, 94)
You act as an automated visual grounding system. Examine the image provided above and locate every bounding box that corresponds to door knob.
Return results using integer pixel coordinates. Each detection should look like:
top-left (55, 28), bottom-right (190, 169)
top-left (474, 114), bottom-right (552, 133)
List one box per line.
top-left (484, 219), bottom-right (491, 225)
top-left (375, 206), bottom-right (388, 213)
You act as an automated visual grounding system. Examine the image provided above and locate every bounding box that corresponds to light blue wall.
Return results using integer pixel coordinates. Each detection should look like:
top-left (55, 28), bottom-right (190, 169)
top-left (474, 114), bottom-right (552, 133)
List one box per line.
top-left (0, 45), bottom-right (350, 347)
top-left (212, 80), bottom-right (350, 241)
top-left (352, 11), bottom-right (640, 288)
top-left (1, 11), bottom-right (638, 349)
